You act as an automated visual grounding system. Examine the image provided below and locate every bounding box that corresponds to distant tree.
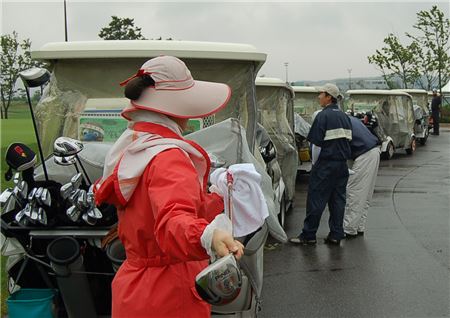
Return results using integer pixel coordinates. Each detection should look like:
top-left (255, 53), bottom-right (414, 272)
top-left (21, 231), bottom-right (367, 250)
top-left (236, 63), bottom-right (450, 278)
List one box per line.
top-left (0, 31), bottom-right (40, 119)
top-left (98, 16), bottom-right (147, 40)
top-left (368, 34), bottom-right (420, 89)
top-left (407, 5), bottom-right (450, 93)
top-left (411, 45), bottom-right (439, 90)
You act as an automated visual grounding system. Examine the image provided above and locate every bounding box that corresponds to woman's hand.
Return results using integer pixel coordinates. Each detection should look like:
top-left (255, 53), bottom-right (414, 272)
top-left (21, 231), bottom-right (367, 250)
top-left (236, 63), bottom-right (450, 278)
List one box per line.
top-left (211, 229), bottom-right (244, 260)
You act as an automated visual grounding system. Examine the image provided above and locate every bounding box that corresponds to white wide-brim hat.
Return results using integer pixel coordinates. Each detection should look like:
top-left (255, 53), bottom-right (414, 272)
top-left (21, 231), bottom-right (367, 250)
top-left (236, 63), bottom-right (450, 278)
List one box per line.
top-left (121, 56), bottom-right (231, 120)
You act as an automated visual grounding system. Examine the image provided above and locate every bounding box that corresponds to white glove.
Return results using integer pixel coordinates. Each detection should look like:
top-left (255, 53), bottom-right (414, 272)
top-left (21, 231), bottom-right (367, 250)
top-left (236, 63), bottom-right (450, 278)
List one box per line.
top-left (200, 214), bottom-right (232, 261)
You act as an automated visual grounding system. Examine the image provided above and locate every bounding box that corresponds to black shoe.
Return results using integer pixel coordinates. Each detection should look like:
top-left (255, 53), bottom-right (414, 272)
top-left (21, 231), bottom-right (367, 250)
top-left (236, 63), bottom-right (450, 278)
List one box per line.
top-left (324, 236), bottom-right (340, 245)
top-left (344, 233), bottom-right (358, 239)
top-left (357, 231), bottom-right (364, 236)
top-left (289, 236), bottom-right (317, 245)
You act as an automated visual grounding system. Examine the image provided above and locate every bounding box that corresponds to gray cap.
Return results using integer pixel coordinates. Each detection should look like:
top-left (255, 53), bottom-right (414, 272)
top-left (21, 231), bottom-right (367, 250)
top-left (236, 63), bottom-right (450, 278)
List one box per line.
top-left (317, 83), bottom-right (341, 99)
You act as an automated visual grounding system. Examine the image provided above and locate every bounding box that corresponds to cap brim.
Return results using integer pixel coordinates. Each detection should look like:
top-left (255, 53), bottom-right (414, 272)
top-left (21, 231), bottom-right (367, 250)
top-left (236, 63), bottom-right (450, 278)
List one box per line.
top-left (122, 80), bottom-right (231, 119)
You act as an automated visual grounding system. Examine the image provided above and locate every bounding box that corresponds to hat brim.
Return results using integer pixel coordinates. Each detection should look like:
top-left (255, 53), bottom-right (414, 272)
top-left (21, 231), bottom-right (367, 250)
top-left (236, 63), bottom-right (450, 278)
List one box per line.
top-left (122, 80), bottom-right (231, 120)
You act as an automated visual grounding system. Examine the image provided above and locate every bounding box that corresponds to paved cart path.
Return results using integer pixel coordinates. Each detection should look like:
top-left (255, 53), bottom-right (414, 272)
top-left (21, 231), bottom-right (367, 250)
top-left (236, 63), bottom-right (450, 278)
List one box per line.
top-left (261, 129), bottom-right (450, 318)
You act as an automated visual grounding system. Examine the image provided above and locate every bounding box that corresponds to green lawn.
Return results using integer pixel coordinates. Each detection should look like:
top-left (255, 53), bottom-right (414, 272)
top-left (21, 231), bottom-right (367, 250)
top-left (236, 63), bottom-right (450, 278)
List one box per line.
top-left (1, 102), bottom-right (37, 317)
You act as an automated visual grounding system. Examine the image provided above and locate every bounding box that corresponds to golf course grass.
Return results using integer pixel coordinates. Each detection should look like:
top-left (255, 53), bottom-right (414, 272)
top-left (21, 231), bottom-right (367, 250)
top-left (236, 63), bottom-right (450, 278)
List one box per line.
top-left (1, 102), bottom-right (37, 317)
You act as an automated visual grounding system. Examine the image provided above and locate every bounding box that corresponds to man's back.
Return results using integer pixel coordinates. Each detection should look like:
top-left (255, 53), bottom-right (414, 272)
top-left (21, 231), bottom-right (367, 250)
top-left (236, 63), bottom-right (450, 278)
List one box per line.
top-left (307, 104), bottom-right (352, 161)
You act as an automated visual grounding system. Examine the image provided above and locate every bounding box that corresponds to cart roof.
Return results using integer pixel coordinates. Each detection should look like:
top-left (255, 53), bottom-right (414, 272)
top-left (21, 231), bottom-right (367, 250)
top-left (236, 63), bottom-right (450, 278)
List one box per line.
top-left (292, 86), bottom-right (317, 93)
top-left (31, 40), bottom-right (267, 70)
top-left (255, 77), bottom-right (294, 95)
top-left (347, 89), bottom-right (411, 97)
top-left (392, 89), bottom-right (427, 95)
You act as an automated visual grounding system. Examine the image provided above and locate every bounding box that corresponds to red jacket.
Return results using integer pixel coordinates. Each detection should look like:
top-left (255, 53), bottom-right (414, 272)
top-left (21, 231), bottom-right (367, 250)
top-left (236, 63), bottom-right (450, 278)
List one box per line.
top-left (97, 123), bottom-right (224, 317)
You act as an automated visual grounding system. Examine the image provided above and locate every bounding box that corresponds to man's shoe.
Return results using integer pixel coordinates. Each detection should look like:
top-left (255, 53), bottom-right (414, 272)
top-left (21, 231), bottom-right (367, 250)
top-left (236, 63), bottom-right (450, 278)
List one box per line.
top-left (344, 233), bottom-right (358, 239)
top-left (324, 236), bottom-right (340, 245)
top-left (289, 237), bottom-right (317, 245)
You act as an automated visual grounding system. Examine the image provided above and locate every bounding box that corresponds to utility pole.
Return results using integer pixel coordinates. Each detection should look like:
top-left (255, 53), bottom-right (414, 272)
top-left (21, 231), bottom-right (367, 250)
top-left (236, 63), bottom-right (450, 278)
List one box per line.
top-left (347, 68), bottom-right (352, 90)
top-left (284, 62), bottom-right (289, 84)
top-left (64, 0), bottom-right (68, 41)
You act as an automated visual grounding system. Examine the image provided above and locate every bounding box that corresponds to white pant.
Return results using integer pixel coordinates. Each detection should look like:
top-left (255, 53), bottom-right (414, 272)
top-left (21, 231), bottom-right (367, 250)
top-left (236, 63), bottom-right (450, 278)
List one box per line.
top-left (344, 147), bottom-right (380, 235)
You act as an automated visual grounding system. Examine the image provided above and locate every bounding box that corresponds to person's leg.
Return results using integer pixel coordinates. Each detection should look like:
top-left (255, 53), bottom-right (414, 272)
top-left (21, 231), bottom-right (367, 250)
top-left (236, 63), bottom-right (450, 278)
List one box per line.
top-left (357, 148), bottom-right (381, 233)
top-left (433, 111), bottom-right (440, 135)
top-left (300, 161), bottom-right (333, 240)
top-left (327, 161), bottom-right (349, 241)
top-left (435, 112), bottom-right (440, 135)
top-left (343, 158), bottom-right (367, 236)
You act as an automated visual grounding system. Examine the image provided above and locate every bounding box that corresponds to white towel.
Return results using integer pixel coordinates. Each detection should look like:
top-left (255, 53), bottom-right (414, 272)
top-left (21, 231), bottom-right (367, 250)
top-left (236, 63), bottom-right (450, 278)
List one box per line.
top-left (210, 163), bottom-right (269, 237)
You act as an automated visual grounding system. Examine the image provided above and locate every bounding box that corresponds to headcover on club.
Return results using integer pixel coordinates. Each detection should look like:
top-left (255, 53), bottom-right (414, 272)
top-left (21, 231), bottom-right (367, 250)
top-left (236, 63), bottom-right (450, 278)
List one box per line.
top-left (5, 143), bottom-right (37, 180)
top-left (195, 253), bottom-right (242, 306)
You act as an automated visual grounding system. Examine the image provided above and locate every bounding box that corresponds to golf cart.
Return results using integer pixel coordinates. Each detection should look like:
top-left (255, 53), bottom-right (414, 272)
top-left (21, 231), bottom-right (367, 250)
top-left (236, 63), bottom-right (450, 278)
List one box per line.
top-left (346, 90), bottom-right (416, 159)
top-left (292, 86), bottom-right (319, 171)
top-left (292, 86), bottom-right (320, 124)
top-left (255, 77), bottom-right (297, 225)
top-left (1, 40), bottom-right (287, 317)
top-left (393, 89), bottom-right (429, 145)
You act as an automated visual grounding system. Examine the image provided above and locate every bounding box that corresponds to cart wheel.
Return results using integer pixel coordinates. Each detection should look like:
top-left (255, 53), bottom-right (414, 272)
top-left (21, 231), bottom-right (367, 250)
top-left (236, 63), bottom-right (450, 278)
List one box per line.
top-left (406, 137), bottom-right (416, 155)
top-left (381, 142), bottom-right (394, 160)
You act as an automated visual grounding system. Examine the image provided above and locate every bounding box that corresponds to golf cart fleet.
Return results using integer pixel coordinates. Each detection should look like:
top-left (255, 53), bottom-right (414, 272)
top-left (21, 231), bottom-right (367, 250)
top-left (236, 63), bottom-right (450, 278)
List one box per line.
top-left (1, 40), bottom-right (290, 317)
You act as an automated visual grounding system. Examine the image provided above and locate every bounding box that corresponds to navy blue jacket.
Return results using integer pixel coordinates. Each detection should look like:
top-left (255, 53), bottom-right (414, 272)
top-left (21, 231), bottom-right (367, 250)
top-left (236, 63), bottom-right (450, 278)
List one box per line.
top-left (307, 104), bottom-right (352, 161)
top-left (348, 116), bottom-right (379, 159)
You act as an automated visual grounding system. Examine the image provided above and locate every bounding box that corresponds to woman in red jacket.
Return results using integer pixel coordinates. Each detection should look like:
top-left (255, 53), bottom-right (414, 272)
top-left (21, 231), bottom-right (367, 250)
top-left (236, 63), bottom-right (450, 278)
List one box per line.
top-left (95, 55), bottom-right (244, 317)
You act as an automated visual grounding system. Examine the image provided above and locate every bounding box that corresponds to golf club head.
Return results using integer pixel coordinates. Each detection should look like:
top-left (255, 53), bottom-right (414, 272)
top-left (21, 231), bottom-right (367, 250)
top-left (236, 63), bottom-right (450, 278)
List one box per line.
top-left (40, 188), bottom-right (51, 207)
top-left (87, 207), bottom-right (103, 220)
top-left (54, 137), bottom-right (84, 157)
top-left (15, 208), bottom-right (26, 224)
top-left (37, 207), bottom-right (47, 225)
top-left (76, 190), bottom-right (88, 210)
top-left (13, 172), bottom-right (20, 185)
top-left (27, 188), bottom-right (37, 201)
top-left (82, 213), bottom-right (97, 226)
top-left (17, 181), bottom-right (28, 200)
top-left (66, 205), bottom-right (81, 222)
top-left (31, 206), bottom-right (39, 221)
top-left (23, 203), bottom-right (32, 218)
top-left (0, 189), bottom-right (13, 206)
top-left (69, 189), bottom-right (81, 205)
top-left (19, 67), bottom-right (50, 88)
top-left (60, 183), bottom-right (74, 200)
top-left (195, 253), bottom-right (242, 306)
top-left (34, 187), bottom-right (44, 201)
top-left (70, 173), bottom-right (83, 190)
top-left (54, 155), bottom-right (77, 166)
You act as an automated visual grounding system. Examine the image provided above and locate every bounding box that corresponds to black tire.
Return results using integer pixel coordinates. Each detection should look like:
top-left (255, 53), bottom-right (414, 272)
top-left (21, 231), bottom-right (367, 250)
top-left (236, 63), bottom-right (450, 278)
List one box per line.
top-left (420, 130), bottom-right (428, 145)
top-left (406, 137), bottom-right (416, 155)
top-left (381, 142), bottom-right (394, 160)
top-left (278, 192), bottom-right (287, 229)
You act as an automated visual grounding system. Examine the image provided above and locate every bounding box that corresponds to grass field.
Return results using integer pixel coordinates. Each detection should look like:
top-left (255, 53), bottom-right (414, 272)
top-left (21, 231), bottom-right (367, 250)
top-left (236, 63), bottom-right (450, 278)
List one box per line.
top-left (1, 102), bottom-right (37, 317)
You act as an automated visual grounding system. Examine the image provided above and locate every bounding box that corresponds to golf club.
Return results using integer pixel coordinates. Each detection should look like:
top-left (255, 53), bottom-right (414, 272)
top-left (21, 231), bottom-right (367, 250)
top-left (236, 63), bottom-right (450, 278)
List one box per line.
top-left (54, 137), bottom-right (91, 185)
top-left (19, 68), bottom-right (51, 181)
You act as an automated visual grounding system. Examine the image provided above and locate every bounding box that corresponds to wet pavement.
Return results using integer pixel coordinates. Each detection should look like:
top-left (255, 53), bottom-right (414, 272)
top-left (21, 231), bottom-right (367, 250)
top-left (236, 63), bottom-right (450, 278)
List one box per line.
top-left (261, 129), bottom-right (450, 318)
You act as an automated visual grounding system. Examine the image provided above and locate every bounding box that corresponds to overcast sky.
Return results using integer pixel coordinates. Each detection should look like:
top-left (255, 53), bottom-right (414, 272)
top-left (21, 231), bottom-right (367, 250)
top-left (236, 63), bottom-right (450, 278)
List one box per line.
top-left (2, 1), bottom-right (449, 81)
